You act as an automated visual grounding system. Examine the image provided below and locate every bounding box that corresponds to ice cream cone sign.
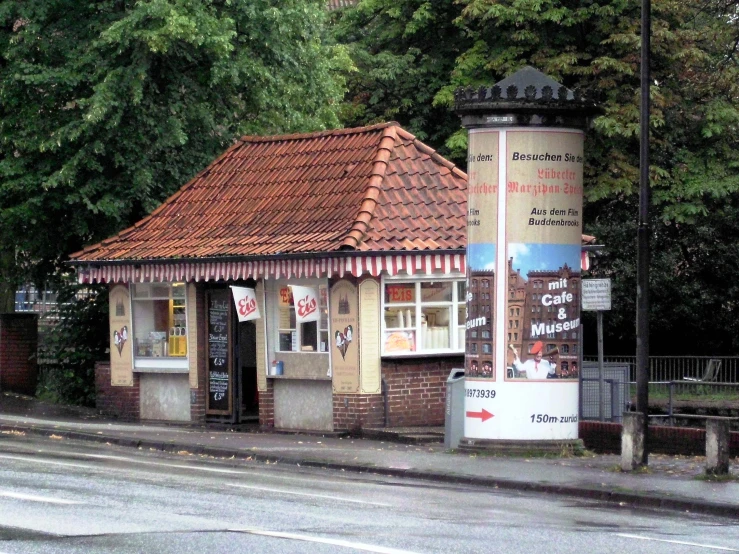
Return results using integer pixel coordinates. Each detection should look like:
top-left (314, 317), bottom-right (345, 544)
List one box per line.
top-left (334, 324), bottom-right (353, 360)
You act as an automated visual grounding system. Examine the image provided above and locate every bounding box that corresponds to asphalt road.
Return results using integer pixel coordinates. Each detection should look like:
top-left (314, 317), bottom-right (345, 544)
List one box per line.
top-left (0, 433), bottom-right (738, 554)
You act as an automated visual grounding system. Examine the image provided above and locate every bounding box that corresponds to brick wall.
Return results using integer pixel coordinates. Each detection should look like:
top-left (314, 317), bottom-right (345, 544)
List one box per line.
top-left (580, 420), bottom-right (739, 456)
top-left (95, 361), bottom-right (140, 420)
top-left (333, 393), bottom-right (384, 432)
top-left (259, 379), bottom-right (275, 429)
top-left (0, 313), bottom-right (38, 395)
top-left (378, 356), bottom-right (464, 428)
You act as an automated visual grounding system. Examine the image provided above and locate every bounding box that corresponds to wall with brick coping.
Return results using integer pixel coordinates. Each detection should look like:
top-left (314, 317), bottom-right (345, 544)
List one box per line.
top-left (0, 313), bottom-right (38, 395)
top-left (580, 420), bottom-right (739, 456)
top-left (95, 361), bottom-right (140, 420)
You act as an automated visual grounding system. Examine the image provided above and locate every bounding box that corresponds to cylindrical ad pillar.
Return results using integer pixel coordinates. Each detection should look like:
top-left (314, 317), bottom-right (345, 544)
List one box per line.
top-left (455, 67), bottom-right (599, 442)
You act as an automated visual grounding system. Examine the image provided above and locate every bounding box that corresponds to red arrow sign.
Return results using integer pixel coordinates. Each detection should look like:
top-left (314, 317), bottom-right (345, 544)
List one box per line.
top-left (466, 408), bottom-right (494, 422)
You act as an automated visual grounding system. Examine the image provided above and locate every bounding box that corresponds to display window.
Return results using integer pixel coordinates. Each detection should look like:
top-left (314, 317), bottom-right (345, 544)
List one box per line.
top-left (275, 282), bottom-right (329, 353)
top-left (131, 283), bottom-right (188, 366)
top-left (381, 277), bottom-right (466, 355)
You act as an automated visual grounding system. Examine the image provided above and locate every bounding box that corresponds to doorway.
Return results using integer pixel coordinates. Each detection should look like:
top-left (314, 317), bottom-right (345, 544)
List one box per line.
top-left (236, 320), bottom-right (258, 422)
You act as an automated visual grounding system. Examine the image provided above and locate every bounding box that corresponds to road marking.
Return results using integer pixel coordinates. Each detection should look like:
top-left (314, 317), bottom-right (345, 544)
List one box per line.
top-left (0, 490), bottom-right (80, 505)
top-left (0, 449), bottom-right (354, 484)
top-left (617, 533), bottom-right (739, 551)
top-left (230, 529), bottom-right (420, 553)
top-left (0, 454), bottom-right (100, 471)
top-left (227, 483), bottom-right (391, 506)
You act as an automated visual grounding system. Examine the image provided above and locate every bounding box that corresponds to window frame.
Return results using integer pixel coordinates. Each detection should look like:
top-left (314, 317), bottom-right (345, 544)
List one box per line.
top-left (130, 282), bottom-right (189, 370)
top-left (381, 275), bottom-right (466, 357)
top-left (272, 279), bottom-right (329, 354)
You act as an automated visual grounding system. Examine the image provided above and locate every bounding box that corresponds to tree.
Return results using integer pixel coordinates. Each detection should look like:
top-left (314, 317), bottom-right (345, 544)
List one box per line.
top-left (0, 0), bottom-right (349, 294)
top-left (335, 0), bottom-right (739, 353)
top-left (331, 0), bottom-right (470, 156)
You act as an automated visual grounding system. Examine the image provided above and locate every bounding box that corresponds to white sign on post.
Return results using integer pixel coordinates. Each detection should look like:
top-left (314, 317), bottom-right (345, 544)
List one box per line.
top-left (582, 279), bottom-right (612, 311)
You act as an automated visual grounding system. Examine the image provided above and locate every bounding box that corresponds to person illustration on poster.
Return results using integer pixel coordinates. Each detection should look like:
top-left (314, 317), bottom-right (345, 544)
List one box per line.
top-left (509, 341), bottom-right (556, 379)
top-left (469, 359), bottom-right (479, 377)
top-left (481, 360), bottom-right (493, 378)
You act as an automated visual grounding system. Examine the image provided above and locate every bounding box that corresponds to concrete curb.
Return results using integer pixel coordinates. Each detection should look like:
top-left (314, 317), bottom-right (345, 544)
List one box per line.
top-left (2, 422), bottom-right (738, 521)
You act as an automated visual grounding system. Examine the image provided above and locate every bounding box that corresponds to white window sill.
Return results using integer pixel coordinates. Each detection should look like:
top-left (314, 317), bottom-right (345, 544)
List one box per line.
top-left (134, 358), bottom-right (189, 373)
top-left (382, 351), bottom-right (464, 359)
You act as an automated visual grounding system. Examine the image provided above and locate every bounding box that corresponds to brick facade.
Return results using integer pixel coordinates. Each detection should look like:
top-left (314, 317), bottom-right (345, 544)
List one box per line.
top-left (95, 361), bottom-right (140, 420)
top-left (0, 313), bottom-right (38, 395)
top-left (333, 392), bottom-right (384, 432)
top-left (368, 356), bottom-right (463, 429)
top-left (259, 380), bottom-right (275, 429)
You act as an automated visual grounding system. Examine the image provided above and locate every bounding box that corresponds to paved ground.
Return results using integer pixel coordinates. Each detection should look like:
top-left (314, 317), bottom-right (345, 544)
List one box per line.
top-left (1, 392), bottom-right (738, 519)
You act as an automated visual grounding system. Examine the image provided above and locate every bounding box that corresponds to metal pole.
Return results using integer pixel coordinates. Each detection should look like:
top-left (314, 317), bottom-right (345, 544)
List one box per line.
top-left (635, 0), bottom-right (651, 466)
top-left (598, 310), bottom-right (605, 422)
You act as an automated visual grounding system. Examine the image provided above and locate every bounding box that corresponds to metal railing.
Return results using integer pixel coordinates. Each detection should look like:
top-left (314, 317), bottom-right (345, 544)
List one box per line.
top-left (583, 356), bottom-right (739, 383)
top-left (637, 381), bottom-right (739, 429)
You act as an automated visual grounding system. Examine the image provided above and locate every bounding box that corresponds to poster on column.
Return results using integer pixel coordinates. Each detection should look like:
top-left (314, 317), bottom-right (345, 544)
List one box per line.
top-left (109, 285), bottom-right (133, 386)
top-left (505, 130), bottom-right (583, 382)
top-left (465, 129), bottom-right (499, 380)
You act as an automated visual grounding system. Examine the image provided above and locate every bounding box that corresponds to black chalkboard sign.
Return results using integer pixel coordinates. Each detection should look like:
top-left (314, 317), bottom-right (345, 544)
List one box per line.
top-left (206, 289), bottom-right (231, 414)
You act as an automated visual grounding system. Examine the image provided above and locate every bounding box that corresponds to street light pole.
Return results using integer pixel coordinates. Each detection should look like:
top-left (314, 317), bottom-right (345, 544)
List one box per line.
top-left (635, 0), bottom-right (651, 466)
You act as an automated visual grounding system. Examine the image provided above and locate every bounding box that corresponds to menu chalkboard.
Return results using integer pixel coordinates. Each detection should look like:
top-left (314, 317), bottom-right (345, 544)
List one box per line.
top-left (207, 289), bottom-right (231, 414)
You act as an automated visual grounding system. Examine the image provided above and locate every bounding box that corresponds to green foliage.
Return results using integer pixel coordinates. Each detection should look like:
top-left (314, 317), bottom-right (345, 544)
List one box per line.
top-left (336, 0), bottom-right (739, 354)
top-left (584, 193), bottom-right (739, 355)
top-left (0, 0), bottom-right (349, 286)
top-left (39, 281), bottom-right (109, 406)
top-left (331, 0), bottom-right (470, 157)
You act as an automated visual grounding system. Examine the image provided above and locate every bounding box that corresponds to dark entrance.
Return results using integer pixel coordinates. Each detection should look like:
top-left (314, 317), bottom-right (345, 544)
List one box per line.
top-left (205, 283), bottom-right (259, 424)
top-left (236, 320), bottom-right (258, 421)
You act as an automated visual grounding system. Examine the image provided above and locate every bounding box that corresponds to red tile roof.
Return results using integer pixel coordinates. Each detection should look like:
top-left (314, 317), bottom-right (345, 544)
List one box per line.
top-left (71, 123), bottom-right (468, 263)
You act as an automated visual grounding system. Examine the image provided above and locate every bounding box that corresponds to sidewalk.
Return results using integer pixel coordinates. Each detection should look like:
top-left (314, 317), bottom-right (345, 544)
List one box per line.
top-left (1, 392), bottom-right (738, 519)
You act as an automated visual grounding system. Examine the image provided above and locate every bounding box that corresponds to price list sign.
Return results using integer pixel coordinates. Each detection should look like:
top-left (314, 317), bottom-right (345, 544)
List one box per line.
top-left (207, 289), bottom-right (231, 414)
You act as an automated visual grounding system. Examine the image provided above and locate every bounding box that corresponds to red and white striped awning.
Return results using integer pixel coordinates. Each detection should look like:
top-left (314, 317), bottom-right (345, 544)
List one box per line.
top-left (76, 254), bottom-right (467, 284)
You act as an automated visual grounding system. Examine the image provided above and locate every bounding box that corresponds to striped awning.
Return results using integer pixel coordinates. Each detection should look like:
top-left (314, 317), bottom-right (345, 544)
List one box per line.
top-left (76, 254), bottom-right (467, 284)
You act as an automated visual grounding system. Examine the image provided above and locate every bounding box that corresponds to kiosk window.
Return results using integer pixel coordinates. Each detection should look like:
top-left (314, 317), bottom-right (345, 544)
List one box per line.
top-left (381, 277), bottom-right (465, 355)
top-left (131, 283), bottom-right (187, 360)
top-left (277, 284), bottom-right (328, 353)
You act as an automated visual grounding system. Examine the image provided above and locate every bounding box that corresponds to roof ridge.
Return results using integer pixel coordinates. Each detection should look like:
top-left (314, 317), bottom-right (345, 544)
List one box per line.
top-left (340, 125), bottom-right (398, 250)
top-left (395, 126), bottom-right (468, 181)
top-left (239, 121), bottom-right (400, 144)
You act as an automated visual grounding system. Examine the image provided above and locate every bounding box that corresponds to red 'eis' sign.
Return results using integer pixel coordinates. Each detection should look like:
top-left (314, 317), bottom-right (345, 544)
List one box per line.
top-left (297, 295), bottom-right (317, 318)
top-left (238, 296), bottom-right (257, 317)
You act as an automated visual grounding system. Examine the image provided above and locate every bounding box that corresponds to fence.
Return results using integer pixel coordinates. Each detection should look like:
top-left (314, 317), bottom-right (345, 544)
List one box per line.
top-left (643, 381), bottom-right (739, 429)
top-left (583, 356), bottom-right (739, 383)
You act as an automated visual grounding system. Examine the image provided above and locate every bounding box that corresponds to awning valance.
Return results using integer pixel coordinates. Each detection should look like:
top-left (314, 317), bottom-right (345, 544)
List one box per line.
top-left (76, 254), bottom-right (467, 284)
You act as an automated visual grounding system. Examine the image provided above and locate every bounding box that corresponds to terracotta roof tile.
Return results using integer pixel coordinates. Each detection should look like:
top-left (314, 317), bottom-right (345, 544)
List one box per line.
top-left (71, 122), bottom-right (468, 263)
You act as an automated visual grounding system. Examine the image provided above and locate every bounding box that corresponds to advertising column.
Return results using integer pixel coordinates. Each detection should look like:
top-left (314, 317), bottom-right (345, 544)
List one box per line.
top-left (464, 128), bottom-right (584, 442)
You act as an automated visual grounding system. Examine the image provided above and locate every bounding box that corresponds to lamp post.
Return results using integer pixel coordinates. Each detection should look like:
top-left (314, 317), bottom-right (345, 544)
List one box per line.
top-left (635, 0), bottom-right (651, 467)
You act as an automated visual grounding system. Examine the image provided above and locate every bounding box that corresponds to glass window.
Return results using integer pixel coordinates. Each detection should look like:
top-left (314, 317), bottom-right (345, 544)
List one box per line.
top-left (277, 284), bottom-right (329, 353)
top-left (131, 283), bottom-right (187, 359)
top-left (382, 277), bottom-right (465, 354)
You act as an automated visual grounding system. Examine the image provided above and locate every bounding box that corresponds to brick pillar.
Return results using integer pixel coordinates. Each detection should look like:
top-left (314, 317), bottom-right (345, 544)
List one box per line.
top-left (259, 379), bottom-right (275, 429)
top-left (0, 313), bottom-right (38, 395)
